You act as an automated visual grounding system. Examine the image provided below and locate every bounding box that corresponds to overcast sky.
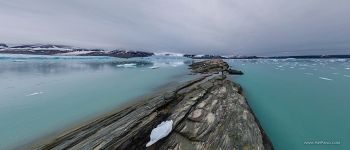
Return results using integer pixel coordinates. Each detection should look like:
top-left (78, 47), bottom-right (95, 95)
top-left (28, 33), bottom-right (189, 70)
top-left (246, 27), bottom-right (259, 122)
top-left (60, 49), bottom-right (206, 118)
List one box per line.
top-left (0, 0), bottom-right (349, 55)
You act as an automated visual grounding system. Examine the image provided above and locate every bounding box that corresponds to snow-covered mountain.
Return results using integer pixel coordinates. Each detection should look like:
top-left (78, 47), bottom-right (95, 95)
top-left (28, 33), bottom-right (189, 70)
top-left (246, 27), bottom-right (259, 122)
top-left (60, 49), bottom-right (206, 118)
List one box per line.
top-left (0, 43), bottom-right (154, 58)
top-left (154, 52), bottom-right (184, 57)
top-left (0, 43), bottom-right (8, 49)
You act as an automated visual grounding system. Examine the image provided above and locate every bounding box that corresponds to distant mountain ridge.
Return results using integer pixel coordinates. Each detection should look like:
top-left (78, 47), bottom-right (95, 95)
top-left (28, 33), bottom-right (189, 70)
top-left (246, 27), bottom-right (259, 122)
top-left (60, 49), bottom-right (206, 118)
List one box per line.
top-left (1, 43), bottom-right (349, 59)
top-left (184, 54), bottom-right (350, 59)
top-left (0, 43), bottom-right (153, 58)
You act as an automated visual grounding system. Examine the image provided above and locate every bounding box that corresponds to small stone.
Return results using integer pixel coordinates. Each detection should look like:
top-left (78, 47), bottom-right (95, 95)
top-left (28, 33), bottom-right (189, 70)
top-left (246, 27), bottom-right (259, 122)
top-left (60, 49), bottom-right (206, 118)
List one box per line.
top-left (190, 109), bottom-right (203, 119)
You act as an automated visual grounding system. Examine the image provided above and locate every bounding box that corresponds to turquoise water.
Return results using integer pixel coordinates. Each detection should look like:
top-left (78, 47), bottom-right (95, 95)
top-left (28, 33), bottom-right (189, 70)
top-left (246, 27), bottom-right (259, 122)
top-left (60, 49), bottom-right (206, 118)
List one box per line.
top-left (1, 55), bottom-right (349, 150)
top-left (227, 59), bottom-right (350, 150)
top-left (0, 54), bottom-right (190, 149)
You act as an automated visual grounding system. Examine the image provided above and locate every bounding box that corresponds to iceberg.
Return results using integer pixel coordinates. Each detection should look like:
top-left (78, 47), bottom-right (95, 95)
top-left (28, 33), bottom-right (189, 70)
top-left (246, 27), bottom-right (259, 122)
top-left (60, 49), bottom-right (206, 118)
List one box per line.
top-left (146, 120), bottom-right (173, 147)
top-left (304, 73), bottom-right (313, 75)
top-left (149, 66), bottom-right (160, 69)
top-left (319, 77), bottom-right (333, 81)
top-left (116, 63), bottom-right (136, 68)
top-left (27, 92), bottom-right (44, 96)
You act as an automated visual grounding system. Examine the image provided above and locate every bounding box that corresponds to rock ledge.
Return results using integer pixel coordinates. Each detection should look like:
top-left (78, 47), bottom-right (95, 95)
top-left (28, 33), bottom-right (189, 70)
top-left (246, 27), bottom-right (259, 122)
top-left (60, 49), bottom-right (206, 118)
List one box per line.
top-left (37, 60), bottom-right (273, 150)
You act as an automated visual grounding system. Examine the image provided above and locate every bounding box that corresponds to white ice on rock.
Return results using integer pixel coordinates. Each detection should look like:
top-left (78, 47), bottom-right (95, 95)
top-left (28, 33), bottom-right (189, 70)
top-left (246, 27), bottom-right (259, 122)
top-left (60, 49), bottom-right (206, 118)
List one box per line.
top-left (146, 120), bottom-right (173, 147)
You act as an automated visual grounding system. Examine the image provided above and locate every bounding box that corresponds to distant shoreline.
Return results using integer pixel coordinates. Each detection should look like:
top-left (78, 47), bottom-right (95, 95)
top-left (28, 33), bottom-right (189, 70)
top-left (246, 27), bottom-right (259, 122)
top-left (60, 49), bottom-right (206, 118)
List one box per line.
top-left (1, 43), bottom-right (349, 59)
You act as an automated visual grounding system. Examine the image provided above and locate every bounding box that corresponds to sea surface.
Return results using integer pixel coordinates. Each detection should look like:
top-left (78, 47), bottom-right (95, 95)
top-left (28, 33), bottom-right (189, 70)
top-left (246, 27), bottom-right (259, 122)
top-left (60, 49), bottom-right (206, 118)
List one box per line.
top-left (227, 58), bottom-right (350, 150)
top-left (0, 55), bottom-right (349, 150)
top-left (0, 54), bottom-right (191, 149)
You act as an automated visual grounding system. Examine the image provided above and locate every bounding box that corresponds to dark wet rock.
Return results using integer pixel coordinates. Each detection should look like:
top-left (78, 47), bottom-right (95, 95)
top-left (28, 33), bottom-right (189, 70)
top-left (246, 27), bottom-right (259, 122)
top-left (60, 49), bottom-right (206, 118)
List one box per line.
top-left (35, 60), bottom-right (272, 150)
top-left (227, 69), bottom-right (244, 75)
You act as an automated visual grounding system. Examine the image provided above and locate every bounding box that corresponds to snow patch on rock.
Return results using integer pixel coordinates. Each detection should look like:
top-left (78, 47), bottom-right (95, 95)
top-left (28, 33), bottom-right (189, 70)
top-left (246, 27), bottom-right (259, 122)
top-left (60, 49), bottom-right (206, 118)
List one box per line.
top-left (146, 120), bottom-right (173, 147)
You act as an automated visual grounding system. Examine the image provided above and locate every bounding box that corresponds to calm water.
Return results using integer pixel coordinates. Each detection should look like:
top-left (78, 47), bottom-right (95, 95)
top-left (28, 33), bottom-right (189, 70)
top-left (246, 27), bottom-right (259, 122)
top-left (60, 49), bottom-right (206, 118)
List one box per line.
top-left (228, 59), bottom-right (350, 150)
top-left (1, 55), bottom-right (349, 150)
top-left (0, 54), bottom-right (191, 149)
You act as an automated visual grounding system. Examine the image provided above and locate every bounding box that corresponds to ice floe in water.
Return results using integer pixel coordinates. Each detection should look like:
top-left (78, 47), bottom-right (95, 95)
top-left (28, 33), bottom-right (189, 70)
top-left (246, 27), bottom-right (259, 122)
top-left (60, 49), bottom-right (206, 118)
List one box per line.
top-left (345, 68), bottom-right (350, 70)
top-left (304, 73), bottom-right (313, 75)
top-left (319, 77), bottom-right (333, 81)
top-left (149, 66), bottom-right (160, 69)
top-left (146, 120), bottom-right (173, 147)
top-left (27, 92), bottom-right (44, 96)
top-left (116, 63), bottom-right (136, 68)
top-left (344, 75), bottom-right (350, 77)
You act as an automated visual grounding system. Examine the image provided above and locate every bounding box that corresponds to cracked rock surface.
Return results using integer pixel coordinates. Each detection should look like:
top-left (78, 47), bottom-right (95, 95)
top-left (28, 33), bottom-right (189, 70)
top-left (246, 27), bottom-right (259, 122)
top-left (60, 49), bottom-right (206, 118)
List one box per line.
top-left (37, 60), bottom-right (273, 150)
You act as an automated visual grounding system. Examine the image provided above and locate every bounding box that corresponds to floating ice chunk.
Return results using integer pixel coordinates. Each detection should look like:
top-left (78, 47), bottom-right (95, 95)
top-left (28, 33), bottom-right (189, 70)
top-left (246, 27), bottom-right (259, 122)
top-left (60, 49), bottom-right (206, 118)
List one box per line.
top-left (319, 77), bottom-right (333, 81)
top-left (27, 92), bottom-right (44, 96)
top-left (116, 63), bottom-right (136, 68)
top-left (304, 73), bottom-right (313, 75)
top-left (149, 66), bottom-right (160, 69)
top-left (337, 59), bottom-right (346, 62)
top-left (344, 75), bottom-right (350, 77)
top-left (170, 61), bottom-right (184, 67)
top-left (345, 68), bottom-right (350, 70)
top-left (332, 73), bottom-right (339, 75)
top-left (146, 120), bottom-right (173, 147)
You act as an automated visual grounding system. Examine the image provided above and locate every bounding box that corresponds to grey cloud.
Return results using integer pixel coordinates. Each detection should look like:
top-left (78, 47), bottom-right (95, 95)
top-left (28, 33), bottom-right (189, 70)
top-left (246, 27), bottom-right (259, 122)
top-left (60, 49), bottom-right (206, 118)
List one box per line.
top-left (0, 0), bottom-right (349, 55)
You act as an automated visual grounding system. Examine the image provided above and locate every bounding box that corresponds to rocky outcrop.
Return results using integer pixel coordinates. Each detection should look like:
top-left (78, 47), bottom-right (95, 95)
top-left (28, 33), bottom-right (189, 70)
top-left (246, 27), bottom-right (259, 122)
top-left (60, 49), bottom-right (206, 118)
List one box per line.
top-left (190, 59), bottom-right (244, 75)
top-left (36, 60), bottom-right (272, 150)
top-left (189, 59), bottom-right (229, 74)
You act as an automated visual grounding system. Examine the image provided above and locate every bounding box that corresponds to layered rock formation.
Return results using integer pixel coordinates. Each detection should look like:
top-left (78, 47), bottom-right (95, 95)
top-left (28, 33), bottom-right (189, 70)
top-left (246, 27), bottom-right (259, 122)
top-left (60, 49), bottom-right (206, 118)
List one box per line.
top-left (36, 60), bottom-right (272, 150)
top-left (190, 59), bottom-right (243, 75)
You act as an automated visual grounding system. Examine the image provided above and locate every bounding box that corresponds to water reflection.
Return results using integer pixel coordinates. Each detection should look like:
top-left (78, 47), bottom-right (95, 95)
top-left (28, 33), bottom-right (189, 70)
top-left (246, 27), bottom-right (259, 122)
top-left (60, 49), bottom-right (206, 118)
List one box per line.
top-left (0, 58), bottom-right (191, 75)
top-left (0, 60), bottom-right (154, 74)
